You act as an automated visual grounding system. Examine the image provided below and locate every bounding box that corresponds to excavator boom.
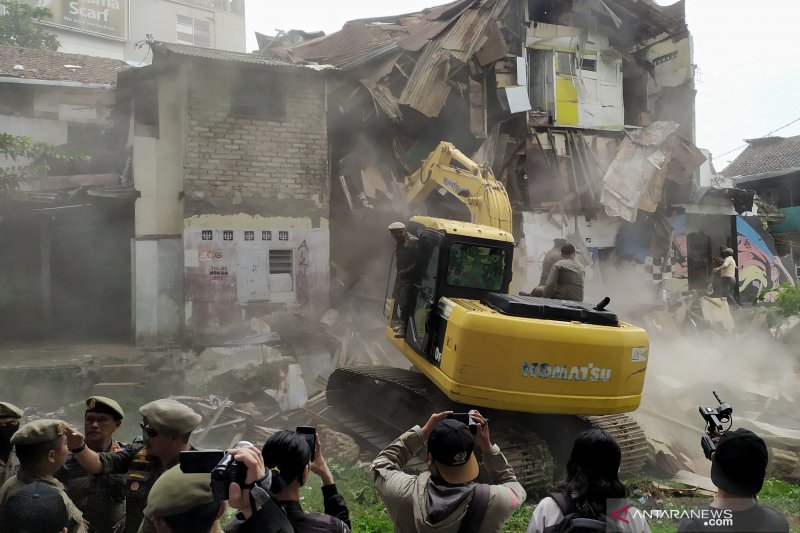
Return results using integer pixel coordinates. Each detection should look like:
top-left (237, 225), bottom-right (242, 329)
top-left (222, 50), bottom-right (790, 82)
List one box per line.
top-left (404, 141), bottom-right (513, 233)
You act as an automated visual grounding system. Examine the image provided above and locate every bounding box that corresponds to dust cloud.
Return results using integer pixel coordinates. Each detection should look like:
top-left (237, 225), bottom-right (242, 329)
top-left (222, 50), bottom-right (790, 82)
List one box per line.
top-left (592, 262), bottom-right (800, 474)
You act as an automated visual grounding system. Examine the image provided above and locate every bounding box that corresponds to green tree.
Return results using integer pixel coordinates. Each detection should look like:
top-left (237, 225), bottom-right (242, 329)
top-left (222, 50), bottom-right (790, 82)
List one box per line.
top-left (758, 281), bottom-right (800, 317)
top-left (0, 133), bottom-right (86, 194)
top-left (0, 0), bottom-right (60, 50)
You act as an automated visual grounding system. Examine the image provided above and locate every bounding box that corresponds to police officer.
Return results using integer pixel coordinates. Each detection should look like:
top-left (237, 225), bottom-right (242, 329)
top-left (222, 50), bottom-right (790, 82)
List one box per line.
top-left (57, 396), bottom-right (128, 533)
top-left (65, 398), bottom-right (202, 533)
top-left (0, 419), bottom-right (88, 532)
top-left (143, 465), bottom-right (225, 533)
top-left (0, 402), bottom-right (23, 486)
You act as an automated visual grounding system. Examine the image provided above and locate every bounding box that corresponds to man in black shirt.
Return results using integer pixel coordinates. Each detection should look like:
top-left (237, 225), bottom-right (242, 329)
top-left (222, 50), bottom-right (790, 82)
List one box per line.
top-left (677, 428), bottom-right (788, 533)
top-left (388, 222), bottom-right (418, 338)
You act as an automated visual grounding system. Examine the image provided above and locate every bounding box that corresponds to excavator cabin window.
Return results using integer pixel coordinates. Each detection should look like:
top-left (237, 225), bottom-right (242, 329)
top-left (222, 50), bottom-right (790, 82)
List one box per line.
top-left (445, 243), bottom-right (506, 291)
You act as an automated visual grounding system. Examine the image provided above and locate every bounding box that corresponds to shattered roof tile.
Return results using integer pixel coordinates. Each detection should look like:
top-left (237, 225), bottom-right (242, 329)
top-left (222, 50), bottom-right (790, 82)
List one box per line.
top-left (722, 135), bottom-right (800, 178)
top-left (0, 45), bottom-right (131, 85)
top-left (151, 41), bottom-right (333, 70)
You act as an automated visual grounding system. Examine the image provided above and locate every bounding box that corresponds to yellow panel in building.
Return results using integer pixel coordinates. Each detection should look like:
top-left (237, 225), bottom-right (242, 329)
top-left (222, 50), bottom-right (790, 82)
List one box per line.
top-left (555, 77), bottom-right (579, 125)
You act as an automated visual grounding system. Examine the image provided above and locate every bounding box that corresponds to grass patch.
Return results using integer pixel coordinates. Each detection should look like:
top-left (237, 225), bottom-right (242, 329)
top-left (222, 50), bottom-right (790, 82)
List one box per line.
top-left (223, 466), bottom-right (798, 533)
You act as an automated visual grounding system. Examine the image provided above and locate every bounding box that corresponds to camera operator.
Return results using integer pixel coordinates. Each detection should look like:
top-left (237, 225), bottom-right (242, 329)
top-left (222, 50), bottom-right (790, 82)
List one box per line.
top-left (371, 411), bottom-right (526, 533)
top-left (677, 429), bottom-right (788, 533)
top-left (225, 434), bottom-right (350, 533)
top-left (143, 465), bottom-right (225, 533)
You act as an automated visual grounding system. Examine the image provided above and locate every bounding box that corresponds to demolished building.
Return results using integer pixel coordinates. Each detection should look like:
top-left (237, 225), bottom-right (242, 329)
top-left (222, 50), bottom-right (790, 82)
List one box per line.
top-left (261, 0), bottom-right (764, 306)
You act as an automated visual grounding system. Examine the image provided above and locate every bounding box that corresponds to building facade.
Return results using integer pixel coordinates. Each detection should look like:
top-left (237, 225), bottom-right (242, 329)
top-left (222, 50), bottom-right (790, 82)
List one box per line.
top-left (119, 42), bottom-right (331, 345)
top-left (31, 0), bottom-right (245, 62)
top-left (0, 45), bottom-right (133, 341)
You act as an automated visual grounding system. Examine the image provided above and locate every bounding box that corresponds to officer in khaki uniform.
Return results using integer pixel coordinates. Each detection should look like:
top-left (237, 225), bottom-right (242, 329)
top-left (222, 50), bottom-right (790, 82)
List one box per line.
top-left (65, 399), bottom-right (202, 533)
top-left (143, 465), bottom-right (226, 533)
top-left (0, 419), bottom-right (88, 533)
top-left (57, 396), bottom-right (129, 533)
top-left (0, 402), bottom-right (23, 486)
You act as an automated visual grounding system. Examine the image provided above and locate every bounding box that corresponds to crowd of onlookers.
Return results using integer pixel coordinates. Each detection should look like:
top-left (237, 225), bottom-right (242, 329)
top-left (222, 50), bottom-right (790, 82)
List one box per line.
top-left (0, 397), bottom-right (788, 532)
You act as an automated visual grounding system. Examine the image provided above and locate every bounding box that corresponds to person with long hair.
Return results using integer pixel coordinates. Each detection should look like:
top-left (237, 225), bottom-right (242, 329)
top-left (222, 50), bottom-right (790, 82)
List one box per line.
top-left (526, 428), bottom-right (650, 533)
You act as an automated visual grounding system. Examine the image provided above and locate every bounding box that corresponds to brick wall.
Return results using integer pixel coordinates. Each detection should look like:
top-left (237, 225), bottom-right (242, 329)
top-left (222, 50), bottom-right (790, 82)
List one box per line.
top-left (183, 65), bottom-right (328, 209)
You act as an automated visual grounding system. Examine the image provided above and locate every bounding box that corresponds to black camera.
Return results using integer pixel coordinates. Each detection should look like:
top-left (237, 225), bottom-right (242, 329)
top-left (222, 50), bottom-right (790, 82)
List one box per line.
top-left (698, 391), bottom-right (733, 459)
top-left (179, 440), bottom-right (253, 500)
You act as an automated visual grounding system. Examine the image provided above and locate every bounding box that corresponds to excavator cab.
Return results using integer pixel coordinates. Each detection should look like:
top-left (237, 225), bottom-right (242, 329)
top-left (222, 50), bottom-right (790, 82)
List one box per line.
top-left (399, 220), bottom-right (514, 362)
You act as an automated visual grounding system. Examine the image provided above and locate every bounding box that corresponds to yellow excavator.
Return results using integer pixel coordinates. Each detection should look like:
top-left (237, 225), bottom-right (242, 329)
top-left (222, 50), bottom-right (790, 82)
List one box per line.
top-left (326, 142), bottom-right (650, 491)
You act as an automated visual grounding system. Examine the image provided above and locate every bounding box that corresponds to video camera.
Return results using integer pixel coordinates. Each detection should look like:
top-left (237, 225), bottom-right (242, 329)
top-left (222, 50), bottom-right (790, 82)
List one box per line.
top-left (698, 391), bottom-right (733, 459)
top-left (179, 440), bottom-right (257, 500)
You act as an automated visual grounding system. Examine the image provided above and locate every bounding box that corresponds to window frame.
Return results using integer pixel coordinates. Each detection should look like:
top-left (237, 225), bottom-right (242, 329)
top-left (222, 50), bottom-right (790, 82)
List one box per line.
top-left (267, 248), bottom-right (296, 302)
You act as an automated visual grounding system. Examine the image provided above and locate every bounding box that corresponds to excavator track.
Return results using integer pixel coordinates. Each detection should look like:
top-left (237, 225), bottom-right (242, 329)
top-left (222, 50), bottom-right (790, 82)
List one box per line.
top-left (579, 414), bottom-right (648, 474)
top-left (325, 366), bottom-right (556, 494)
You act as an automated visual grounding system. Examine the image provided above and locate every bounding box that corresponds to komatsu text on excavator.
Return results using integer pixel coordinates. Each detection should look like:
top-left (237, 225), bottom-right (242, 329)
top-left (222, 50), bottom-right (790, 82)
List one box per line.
top-left (326, 142), bottom-right (650, 492)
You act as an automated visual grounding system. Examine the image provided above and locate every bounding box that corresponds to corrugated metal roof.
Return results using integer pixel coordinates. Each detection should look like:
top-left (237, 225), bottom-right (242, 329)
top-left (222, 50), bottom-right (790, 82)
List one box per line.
top-left (267, 0), bottom-right (480, 68)
top-left (274, 22), bottom-right (400, 68)
top-left (0, 45), bottom-right (130, 85)
top-left (397, 0), bottom-right (480, 52)
top-left (723, 135), bottom-right (800, 178)
top-left (399, 0), bottom-right (505, 117)
top-left (151, 41), bottom-right (333, 70)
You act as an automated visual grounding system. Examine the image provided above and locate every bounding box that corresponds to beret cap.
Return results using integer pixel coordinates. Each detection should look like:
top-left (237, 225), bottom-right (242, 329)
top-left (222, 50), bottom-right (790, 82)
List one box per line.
top-left (10, 419), bottom-right (67, 446)
top-left (0, 402), bottom-right (23, 419)
top-left (144, 465), bottom-right (214, 518)
top-left (139, 399), bottom-right (201, 436)
top-left (86, 396), bottom-right (124, 420)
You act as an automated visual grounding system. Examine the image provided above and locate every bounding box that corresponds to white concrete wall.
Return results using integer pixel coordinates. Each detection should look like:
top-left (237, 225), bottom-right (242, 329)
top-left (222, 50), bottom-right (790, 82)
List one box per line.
top-left (0, 115), bottom-right (68, 169)
top-left (125, 0), bottom-right (246, 62)
top-left (133, 237), bottom-right (183, 344)
top-left (520, 211), bottom-right (620, 292)
top-left (132, 68), bottom-right (186, 344)
top-left (48, 27), bottom-right (126, 59)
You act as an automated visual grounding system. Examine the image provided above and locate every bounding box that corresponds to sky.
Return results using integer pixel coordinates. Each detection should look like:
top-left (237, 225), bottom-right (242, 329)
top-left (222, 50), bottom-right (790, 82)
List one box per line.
top-left (245, 0), bottom-right (800, 171)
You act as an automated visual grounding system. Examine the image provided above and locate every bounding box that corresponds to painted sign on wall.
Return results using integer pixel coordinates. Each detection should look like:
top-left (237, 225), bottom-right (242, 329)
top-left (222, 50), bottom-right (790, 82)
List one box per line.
top-left (41, 0), bottom-right (128, 40)
top-left (736, 216), bottom-right (796, 303)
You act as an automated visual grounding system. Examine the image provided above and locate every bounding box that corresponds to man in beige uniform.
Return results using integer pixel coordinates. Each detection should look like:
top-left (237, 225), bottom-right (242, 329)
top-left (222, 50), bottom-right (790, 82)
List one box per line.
top-left (543, 243), bottom-right (585, 302)
top-left (0, 419), bottom-right (87, 533)
top-left (371, 411), bottom-right (526, 533)
top-left (65, 398), bottom-right (202, 533)
top-left (0, 402), bottom-right (23, 486)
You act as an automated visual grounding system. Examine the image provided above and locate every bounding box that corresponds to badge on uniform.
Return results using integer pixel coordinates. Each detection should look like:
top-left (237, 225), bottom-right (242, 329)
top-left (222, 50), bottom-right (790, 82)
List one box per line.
top-left (130, 482), bottom-right (140, 491)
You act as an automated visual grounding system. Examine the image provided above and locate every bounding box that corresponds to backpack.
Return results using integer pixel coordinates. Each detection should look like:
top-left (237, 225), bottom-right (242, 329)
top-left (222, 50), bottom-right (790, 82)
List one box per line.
top-left (543, 492), bottom-right (608, 533)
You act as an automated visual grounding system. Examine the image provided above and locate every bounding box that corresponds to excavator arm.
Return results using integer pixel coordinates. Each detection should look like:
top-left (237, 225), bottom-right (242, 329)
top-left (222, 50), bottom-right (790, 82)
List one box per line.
top-left (404, 141), bottom-right (513, 233)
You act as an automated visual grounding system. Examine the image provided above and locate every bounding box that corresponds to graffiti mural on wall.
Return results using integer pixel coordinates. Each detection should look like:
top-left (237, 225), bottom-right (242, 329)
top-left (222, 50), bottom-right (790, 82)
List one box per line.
top-left (736, 216), bottom-right (795, 303)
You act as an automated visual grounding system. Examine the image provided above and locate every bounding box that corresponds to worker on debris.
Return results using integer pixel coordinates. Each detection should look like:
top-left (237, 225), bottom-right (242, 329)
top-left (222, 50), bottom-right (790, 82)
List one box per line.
top-left (677, 428), bottom-right (788, 532)
top-left (526, 428), bottom-right (651, 533)
top-left (540, 238), bottom-right (568, 287)
top-left (713, 247), bottom-right (740, 307)
top-left (142, 464), bottom-right (225, 533)
top-left (0, 419), bottom-right (88, 532)
top-left (64, 398), bottom-right (202, 533)
top-left (0, 480), bottom-right (71, 532)
top-left (0, 402), bottom-right (24, 487)
top-left (542, 243), bottom-right (585, 302)
top-left (371, 411), bottom-right (526, 532)
top-left (388, 221), bottom-right (418, 338)
top-left (57, 396), bottom-right (128, 533)
top-left (525, 238), bottom-right (568, 297)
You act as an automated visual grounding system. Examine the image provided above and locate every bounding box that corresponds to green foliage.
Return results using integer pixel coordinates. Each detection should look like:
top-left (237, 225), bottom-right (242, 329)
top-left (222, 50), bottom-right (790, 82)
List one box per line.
top-left (0, 0), bottom-right (60, 50)
top-left (0, 133), bottom-right (87, 193)
top-left (758, 282), bottom-right (800, 317)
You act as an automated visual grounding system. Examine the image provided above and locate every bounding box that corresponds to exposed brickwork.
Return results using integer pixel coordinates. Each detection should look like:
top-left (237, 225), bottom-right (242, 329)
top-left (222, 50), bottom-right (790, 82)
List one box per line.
top-left (183, 67), bottom-right (329, 210)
